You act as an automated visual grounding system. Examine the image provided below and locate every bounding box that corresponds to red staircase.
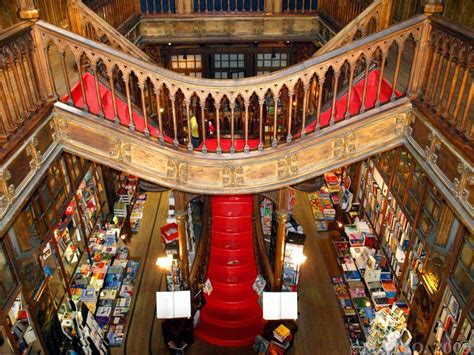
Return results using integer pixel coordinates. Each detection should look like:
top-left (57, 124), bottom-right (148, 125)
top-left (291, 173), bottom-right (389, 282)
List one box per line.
top-left (195, 195), bottom-right (263, 347)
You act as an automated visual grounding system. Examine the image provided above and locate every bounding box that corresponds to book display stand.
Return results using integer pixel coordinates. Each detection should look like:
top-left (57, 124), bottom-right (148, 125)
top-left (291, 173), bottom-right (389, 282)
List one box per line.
top-left (365, 305), bottom-right (411, 353)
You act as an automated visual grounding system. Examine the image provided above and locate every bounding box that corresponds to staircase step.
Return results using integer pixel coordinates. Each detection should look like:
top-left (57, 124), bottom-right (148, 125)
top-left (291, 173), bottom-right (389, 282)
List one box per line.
top-left (195, 318), bottom-right (264, 347)
top-left (200, 305), bottom-right (261, 328)
top-left (210, 237), bottom-right (253, 250)
top-left (210, 244), bottom-right (254, 257)
top-left (212, 202), bottom-right (253, 217)
top-left (210, 252), bottom-right (255, 268)
top-left (207, 268), bottom-right (256, 285)
top-left (211, 230), bottom-right (253, 240)
top-left (197, 194), bottom-right (261, 347)
top-left (205, 285), bottom-right (257, 303)
top-left (208, 261), bottom-right (256, 276)
top-left (211, 216), bottom-right (253, 234)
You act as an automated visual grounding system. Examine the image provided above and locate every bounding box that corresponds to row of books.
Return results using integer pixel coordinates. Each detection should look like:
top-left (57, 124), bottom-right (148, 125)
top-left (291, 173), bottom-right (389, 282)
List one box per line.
top-left (69, 226), bottom-right (140, 347)
top-left (308, 190), bottom-right (336, 231)
top-left (130, 194), bottom-right (147, 232)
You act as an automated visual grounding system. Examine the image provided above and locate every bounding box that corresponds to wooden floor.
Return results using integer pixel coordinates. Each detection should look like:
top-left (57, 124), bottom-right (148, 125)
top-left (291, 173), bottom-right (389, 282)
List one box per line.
top-left (115, 190), bottom-right (352, 355)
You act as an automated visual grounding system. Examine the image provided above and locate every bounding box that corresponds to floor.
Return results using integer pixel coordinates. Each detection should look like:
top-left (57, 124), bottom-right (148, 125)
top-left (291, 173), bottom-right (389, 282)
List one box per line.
top-left (113, 189), bottom-right (352, 355)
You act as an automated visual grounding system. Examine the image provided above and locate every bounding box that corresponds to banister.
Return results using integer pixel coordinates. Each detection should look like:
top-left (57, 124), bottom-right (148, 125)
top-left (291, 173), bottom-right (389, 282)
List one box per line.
top-left (0, 21), bottom-right (34, 46)
top-left (35, 14), bottom-right (426, 91)
top-left (429, 15), bottom-right (474, 44)
top-left (315, 0), bottom-right (382, 56)
top-left (189, 196), bottom-right (211, 294)
top-left (72, 0), bottom-right (151, 62)
top-left (253, 195), bottom-right (274, 289)
top-left (35, 14), bottom-right (427, 153)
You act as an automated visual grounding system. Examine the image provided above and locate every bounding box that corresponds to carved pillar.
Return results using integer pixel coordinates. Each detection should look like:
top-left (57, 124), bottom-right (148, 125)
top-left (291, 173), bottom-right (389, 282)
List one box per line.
top-left (273, 0), bottom-right (282, 13)
top-left (184, 0), bottom-right (193, 13)
top-left (66, 0), bottom-right (84, 36)
top-left (30, 27), bottom-right (56, 100)
top-left (379, 0), bottom-right (393, 30)
top-left (175, 191), bottom-right (190, 288)
top-left (274, 188), bottom-right (289, 291)
top-left (176, 0), bottom-right (186, 14)
top-left (18, 0), bottom-right (39, 19)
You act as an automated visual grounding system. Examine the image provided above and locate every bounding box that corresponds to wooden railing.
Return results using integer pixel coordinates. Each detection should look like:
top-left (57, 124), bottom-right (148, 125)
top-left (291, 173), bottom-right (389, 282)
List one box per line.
top-left (318, 0), bottom-right (375, 30)
top-left (142, 0), bottom-right (177, 14)
top-left (36, 15), bottom-right (424, 154)
top-left (0, 22), bottom-right (48, 145)
top-left (416, 16), bottom-right (473, 142)
top-left (315, 0), bottom-right (382, 56)
top-left (70, 0), bottom-right (150, 62)
top-left (1, 10), bottom-right (472, 155)
top-left (253, 195), bottom-right (274, 290)
top-left (82, 0), bottom-right (140, 31)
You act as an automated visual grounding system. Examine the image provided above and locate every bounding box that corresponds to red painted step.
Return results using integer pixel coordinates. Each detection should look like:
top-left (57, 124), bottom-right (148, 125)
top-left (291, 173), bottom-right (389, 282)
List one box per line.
top-left (196, 194), bottom-right (264, 347)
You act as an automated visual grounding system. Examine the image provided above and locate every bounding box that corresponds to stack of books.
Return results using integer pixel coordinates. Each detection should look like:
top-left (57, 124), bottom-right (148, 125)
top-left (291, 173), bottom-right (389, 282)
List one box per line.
top-left (273, 324), bottom-right (291, 343)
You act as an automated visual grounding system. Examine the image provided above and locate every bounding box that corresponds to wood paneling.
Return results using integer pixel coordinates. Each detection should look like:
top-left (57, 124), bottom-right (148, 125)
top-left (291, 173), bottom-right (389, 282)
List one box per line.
top-left (410, 116), bottom-right (430, 152)
top-left (435, 143), bottom-right (460, 183)
top-left (442, 0), bottom-right (474, 29)
top-left (139, 15), bottom-right (321, 44)
top-left (7, 149), bottom-right (30, 188)
top-left (35, 122), bottom-right (54, 156)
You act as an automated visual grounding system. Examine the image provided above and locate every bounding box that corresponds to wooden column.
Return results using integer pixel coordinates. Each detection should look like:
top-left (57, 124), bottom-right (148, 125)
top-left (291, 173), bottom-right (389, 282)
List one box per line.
top-left (66, 0), bottom-right (83, 36)
top-left (274, 188), bottom-right (289, 291)
top-left (176, 0), bottom-right (186, 14)
top-left (273, 0), bottom-right (282, 13)
top-left (379, 0), bottom-right (393, 30)
top-left (184, 0), bottom-right (194, 13)
top-left (175, 191), bottom-right (190, 288)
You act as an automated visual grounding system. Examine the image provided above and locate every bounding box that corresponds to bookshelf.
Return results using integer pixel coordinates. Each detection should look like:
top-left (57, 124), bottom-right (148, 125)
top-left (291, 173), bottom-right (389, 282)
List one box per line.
top-left (392, 149), bottom-right (413, 204)
top-left (428, 287), bottom-right (463, 352)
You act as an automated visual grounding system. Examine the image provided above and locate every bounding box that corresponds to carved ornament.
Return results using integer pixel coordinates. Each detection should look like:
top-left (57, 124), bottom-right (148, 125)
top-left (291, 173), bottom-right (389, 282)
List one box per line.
top-left (167, 160), bottom-right (189, 184)
top-left (222, 165), bottom-right (244, 187)
top-left (277, 154), bottom-right (299, 179)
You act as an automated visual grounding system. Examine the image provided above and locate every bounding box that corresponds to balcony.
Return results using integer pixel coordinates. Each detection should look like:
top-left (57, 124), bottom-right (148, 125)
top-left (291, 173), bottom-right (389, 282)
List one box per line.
top-left (0, 0), bottom-right (471, 225)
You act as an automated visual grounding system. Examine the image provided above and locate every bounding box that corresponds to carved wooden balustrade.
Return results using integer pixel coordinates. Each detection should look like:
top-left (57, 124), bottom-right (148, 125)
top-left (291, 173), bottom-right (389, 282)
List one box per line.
top-left (36, 15), bottom-right (424, 155)
top-left (82, 0), bottom-right (140, 31)
top-left (0, 23), bottom-right (48, 146)
top-left (318, 0), bottom-right (375, 30)
top-left (70, 0), bottom-right (150, 62)
top-left (415, 16), bottom-right (473, 144)
top-left (315, 0), bottom-right (382, 56)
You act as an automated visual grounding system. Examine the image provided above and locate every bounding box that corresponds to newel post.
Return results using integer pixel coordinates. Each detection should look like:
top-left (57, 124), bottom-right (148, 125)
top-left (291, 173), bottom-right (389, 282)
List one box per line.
top-left (17, 0), bottom-right (39, 20)
top-left (67, 0), bottom-right (84, 36)
top-left (379, 0), bottom-right (393, 30)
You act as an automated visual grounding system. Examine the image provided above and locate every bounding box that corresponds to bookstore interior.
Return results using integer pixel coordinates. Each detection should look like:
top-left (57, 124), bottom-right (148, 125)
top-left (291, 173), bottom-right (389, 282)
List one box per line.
top-left (0, 143), bottom-right (471, 355)
top-left (1, 0), bottom-right (473, 352)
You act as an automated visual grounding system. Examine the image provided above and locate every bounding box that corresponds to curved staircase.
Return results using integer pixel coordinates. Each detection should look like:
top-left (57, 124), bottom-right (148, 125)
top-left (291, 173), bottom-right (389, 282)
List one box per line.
top-left (195, 195), bottom-right (264, 347)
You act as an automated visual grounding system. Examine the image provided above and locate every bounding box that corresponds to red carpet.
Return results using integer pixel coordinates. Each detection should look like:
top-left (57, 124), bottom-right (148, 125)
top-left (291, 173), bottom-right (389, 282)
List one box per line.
top-left (293, 69), bottom-right (399, 138)
top-left (62, 72), bottom-right (174, 143)
top-left (64, 69), bottom-right (397, 150)
top-left (195, 195), bottom-right (263, 347)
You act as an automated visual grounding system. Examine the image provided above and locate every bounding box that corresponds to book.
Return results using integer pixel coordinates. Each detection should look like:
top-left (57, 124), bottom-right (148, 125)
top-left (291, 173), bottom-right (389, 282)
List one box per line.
top-left (203, 279), bottom-right (213, 295)
top-left (262, 292), bottom-right (298, 320)
top-left (273, 324), bottom-right (291, 342)
top-left (156, 291), bottom-right (191, 319)
top-left (253, 275), bottom-right (266, 295)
